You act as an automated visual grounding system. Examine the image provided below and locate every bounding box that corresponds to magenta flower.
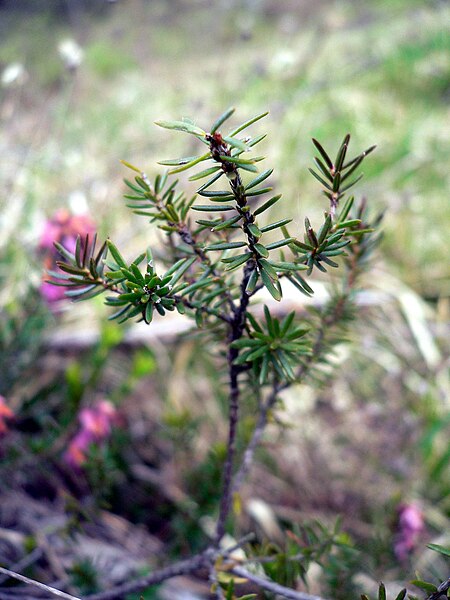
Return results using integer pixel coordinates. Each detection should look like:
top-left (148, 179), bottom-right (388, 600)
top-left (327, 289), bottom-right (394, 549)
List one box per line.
top-left (0, 396), bottom-right (14, 436)
top-left (64, 400), bottom-right (120, 469)
top-left (64, 429), bottom-right (93, 469)
top-left (394, 502), bottom-right (424, 562)
top-left (79, 400), bottom-right (119, 439)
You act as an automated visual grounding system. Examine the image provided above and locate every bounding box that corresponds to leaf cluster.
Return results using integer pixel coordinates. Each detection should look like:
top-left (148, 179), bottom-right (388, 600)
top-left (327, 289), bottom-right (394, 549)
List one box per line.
top-left (232, 306), bottom-right (310, 384)
top-left (121, 165), bottom-right (196, 233)
top-left (361, 544), bottom-right (450, 600)
top-left (49, 236), bottom-right (216, 325)
top-left (310, 134), bottom-right (376, 215)
top-left (49, 107), bottom-right (379, 334)
top-left (253, 519), bottom-right (356, 591)
top-left (47, 107), bottom-right (382, 426)
top-left (361, 583), bottom-right (407, 600)
top-left (151, 108), bottom-right (372, 303)
top-left (49, 234), bottom-right (108, 301)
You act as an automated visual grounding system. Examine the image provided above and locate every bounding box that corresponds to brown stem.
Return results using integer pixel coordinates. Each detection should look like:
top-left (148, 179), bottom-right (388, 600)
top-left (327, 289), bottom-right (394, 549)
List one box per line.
top-left (209, 134), bottom-right (263, 543)
top-left (85, 553), bottom-right (208, 600)
top-left (173, 294), bottom-right (232, 324)
top-left (230, 565), bottom-right (327, 600)
top-left (214, 262), bottom-right (252, 543)
top-left (231, 382), bottom-right (280, 494)
top-left (0, 567), bottom-right (80, 600)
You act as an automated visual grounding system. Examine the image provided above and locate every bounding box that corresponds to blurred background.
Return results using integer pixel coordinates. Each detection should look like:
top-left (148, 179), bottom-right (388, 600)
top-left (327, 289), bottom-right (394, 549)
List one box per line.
top-left (0, 1), bottom-right (449, 598)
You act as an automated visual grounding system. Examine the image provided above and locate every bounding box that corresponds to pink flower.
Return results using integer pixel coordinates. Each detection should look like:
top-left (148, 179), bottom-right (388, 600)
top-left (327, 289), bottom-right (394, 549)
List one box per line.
top-left (79, 400), bottom-right (118, 439)
top-left (63, 429), bottom-right (93, 469)
top-left (0, 396), bottom-right (14, 436)
top-left (399, 503), bottom-right (424, 533)
top-left (40, 281), bottom-right (66, 304)
top-left (394, 502), bottom-right (424, 562)
top-left (39, 209), bottom-right (96, 251)
top-left (63, 400), bottom-right (120, 469)
top-left (39, 209), bottom-right (96, 305)
top-left (39, 220), bottom-right (63, 250)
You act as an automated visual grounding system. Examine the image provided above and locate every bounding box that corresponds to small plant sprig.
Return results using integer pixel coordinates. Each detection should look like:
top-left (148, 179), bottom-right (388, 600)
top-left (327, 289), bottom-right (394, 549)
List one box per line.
top-left (46, 108), bottom-right (385, 600)
top-left (309, 135), bottom-right (376, 217)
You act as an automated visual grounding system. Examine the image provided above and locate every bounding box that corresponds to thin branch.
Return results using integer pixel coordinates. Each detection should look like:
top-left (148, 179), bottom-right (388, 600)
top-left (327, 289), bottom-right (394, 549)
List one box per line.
top-left (211, 135), bottom-right (263, 544)
top-left (231, 382), bottom-right (281, 493)
top-left (230, 565), bottom-right (327, 600)
top-left (0, 548), bottom-right (42, 585)
top-left (174, 294), bottom-right (232, 324)
top-left (222, 533), bottom-right (256, 557)
top-left (84, 553), bottom-right (207, 600)
top-left (215, 262), bottom-right (252, 544)
top-left (0, 592), bottom-right (51, 600)
top-left (0, 567), bottom-right (81, 600)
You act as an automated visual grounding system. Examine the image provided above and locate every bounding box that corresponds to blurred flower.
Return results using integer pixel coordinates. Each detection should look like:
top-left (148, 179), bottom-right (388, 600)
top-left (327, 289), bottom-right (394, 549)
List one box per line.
top-left (1, 63), bottom-right (28, 87)
top-left (64, 400), bottom-right (120, 469)
top-left (64, 429), bottom-right (92, 469)
top-left (79, 400), bottom-right (119, 439)
top-left (394, 502), bottom-right (424, 562)
top-left (58, 38), bottom-right (84, 71)
top-left (39, 208), bottom-right (95, 254)
top-left (39, 209), bottom-right (96, 305)
top-left (0, 396), bottom-right (14, 436)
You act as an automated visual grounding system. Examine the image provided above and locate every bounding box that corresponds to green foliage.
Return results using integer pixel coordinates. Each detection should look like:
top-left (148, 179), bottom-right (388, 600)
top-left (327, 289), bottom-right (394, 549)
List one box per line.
top-left (250, 518), bottom-right (358, 598)
top-left (188, 444), bottom-right (226, 515)
top-left (103, 244), bottom-right (181, 324)
top-left (360, 541), bottom-right (450, 600)
top-left (0, 293), bottom-right (51, 395)
top-left (1, 319), bottom-right (152, 510)
top-left (360, 584), bottom-right (408, 600)
top-left (50, 109), bottom-right (377, 318)
top-left (309, 134), bottom-right (376, 217)
top-left (221, 579), bottom-right (257, 600)
top-left (426, 543), bottom-right (450, 558)
top-left (291, 214), bottom-right (350, 276)
top-left (1, 3), bottom-right (448, 595)
top-left (232, 306), bottom-right (310, 384)
top-left (69, 558), bottom-right (99, 595)
top-left (47, 108), bottom-right (384, 599)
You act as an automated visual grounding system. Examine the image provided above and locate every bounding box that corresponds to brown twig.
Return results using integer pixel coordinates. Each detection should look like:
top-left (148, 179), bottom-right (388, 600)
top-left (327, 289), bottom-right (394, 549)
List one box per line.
top-left (0, 567), bottom-right (81, 600)
top-left (230, 565), bottom-right (328, 600)
top-left (211, 134), bottom-right (263, 543)
top-left (231, 382), bottom-right (281, 494)
top-left (174, 294), bottom-right (232, 324)
top-left (0, 548), bottom-right (42, 585)
top-left (84, 553), bottom-right (208, 600)
top-left (214, 262), bottom-right (252, 544)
